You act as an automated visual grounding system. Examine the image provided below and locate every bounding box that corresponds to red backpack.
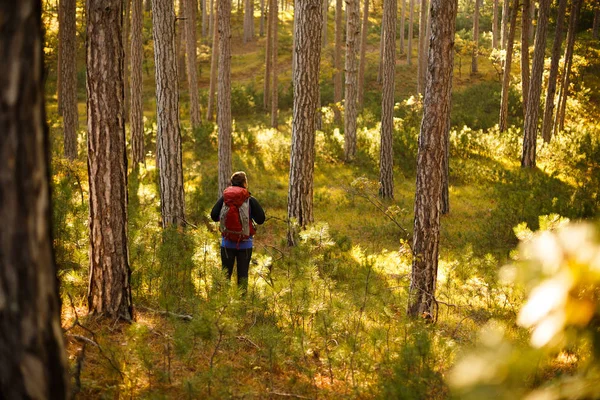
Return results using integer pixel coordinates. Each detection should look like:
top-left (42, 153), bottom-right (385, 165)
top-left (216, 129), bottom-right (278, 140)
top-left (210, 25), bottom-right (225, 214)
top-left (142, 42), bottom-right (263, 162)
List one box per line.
top-left (219, 186), bottom-right (256, 242)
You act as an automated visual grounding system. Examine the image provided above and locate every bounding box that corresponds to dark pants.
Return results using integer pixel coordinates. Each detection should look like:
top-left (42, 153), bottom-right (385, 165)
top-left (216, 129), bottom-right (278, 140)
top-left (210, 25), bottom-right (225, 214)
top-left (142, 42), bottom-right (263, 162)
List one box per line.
top-left (220, 247), bottom-right (253, 292)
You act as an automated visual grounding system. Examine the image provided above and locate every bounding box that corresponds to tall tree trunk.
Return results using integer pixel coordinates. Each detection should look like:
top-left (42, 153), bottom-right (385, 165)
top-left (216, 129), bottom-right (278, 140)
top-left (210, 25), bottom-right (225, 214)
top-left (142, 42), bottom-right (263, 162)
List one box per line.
top-left (499, 0), bottom-right (517, 132)
top-left (400, 0), bottom-right (406, 54)
top-left (209, 0), bottom-right (214, 37)
top-left (61, 0), bottom-right (78, 160)
top-left (555, 0), bottom-right (582, 134)
top-left (271, 0), bottom-right (279, 127)
top-left (541, 0), bottom-right (567, 143)
top-left (440, 112), bottom-right (450, 214)
top-left (146, 0), bottom-right (152, 11)
top-left (417, 0), bottom-right (428, 94)
top-left (177, 0), bottom-right (187, 82)
top-left (334, 0), bottom-right (343, 123)
top-left (57, 0), bottom-right (64, 116)
top-left (471, 0), bottom-right (479, 75)
top-left (87, 0), bottom-right (134, 319)
top-left (185, 0), bottom-right (202, 128)
top-left (521, 0), bottom-right (531, 117)
top-left (264, 0), bottom-right (272, 110)
top-left (407, 0), bottom-right (415, 65)
top-left (288, 0), bottom-right (322, 245)
top-left (358, 0), bottom-right (369, 108)
top-left (244, 0), bottom-right (255, 42)
top-left (207, 6), bottom-right (218, 120)
top-left (0, 1), bottom-right (70, 396)
top-left (152, 0), bottom-right (186, 226)
top-left (521, 0), bottom-right (551, 168)
top-left (260, 0), bottom-right (265, 36)
top-left (530, 1), bottom-right (535, 43)
top-left (202, 0), bottom-right (208, 39)
top-left (408, 0), bottom-right (457, 318)
top-left (344, 0), bottom-right (360, 161)
top-left (218, 0), bottom-right (233, 193)
top-left (124, 0), bottom-right (132, 123)
top-left (501, 0), bottom-right (509, 49)
top-left (323, 0), bottom-right (328, 46)
top-left (131, 0), bottom-right (145, 165)
top-left (492, 0), bottom-right (499, 48)
top-left (377, 5), bottom-right (386, 84)
top-left (594, 0), bottom-right (599, 40)
top-left (380, 0), bottom-right (397, 198)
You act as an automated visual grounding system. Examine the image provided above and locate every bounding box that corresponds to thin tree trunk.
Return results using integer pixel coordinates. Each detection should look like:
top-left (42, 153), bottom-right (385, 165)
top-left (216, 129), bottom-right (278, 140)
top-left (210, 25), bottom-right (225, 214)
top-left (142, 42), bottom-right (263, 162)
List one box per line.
top-left (358, 0), bottom-right (369, 108)
top-left (417, 0), bottom-right (428, 94)
top-left (260, 0), bottom-right (265, 36)
top-left (530, 1), bottom-right (535, 43)
top-left (124, 0), bottom-right (132, 123)
top-left (152, 0), bottom-right (186, 226)
top-left (61, 0), bottom-right (78, 160)
top-left (492, 0), bottom-right (499, 48)
top-left (499, 0), bottom-right (518, 132)
top-left (334, 0), bottom-right (343, 123)
top-left (185, 0), bottom-right (202, 128)
top-left (555, 0), bottom-right (582, 134)
top-left (501, 0), bottom-right (509, 49)
top-left (541, 0), bottom-right (568, 143)
top-left (244, 0), bottom-right (254, 42)
top-left (344, 0), bottom-right (360, 161)
top-left (399, 0), bottom-right (406, 54)
top-left (471, 0), bottom-right (479, 75)
top-left (408, 0), bottom-right (457, 318)
top-left (521, 0), bottom-right (551, 168)
top-left (87, 0), bottom-right (134, 319)
top-left (177, 0), bottom-right (187, 82)
top-left (377, 4), bottom-right (386, 84)
top-left (202, 0), bottom-right (208, 39)
top-left (323, 0), bottom-right (328, 46)
top-left (271, 0), bottom-right (278, 127)
top-left (131, 0), bottom-right (145, 165)
top-left (521, 0), bottom-right (531, 117)
top-left (287, 0), bottom-right (322, 245)
top-left (207, 6), bottom-right (219, 120)
top-left (57, 0), bottom-right (64, 116)
top-left (209, 0), bottom-right (214, 37)
top-left (407, 0), bottom-right (414, 65)
top-left (264, 0), bottom-right (272, 110)
top-left (218, 0), bottom-right (233, 193)
top-left (380, 0), bottom-right (397, 198)
top-left (0, 0), bottom-right (70, 396)
top-left (146, 0), bottom-right (152, 11)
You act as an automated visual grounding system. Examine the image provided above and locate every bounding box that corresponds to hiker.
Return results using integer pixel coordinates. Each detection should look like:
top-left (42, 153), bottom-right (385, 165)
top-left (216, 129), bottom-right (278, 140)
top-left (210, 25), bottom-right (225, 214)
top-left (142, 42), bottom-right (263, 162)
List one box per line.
top-left (211, 171), bottom-right (265, 292)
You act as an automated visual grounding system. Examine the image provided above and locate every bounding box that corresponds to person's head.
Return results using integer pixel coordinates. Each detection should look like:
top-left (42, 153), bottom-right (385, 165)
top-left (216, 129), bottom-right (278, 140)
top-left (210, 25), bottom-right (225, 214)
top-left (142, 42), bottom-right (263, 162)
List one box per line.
top-left (230, 171), bottom-right (248, 188)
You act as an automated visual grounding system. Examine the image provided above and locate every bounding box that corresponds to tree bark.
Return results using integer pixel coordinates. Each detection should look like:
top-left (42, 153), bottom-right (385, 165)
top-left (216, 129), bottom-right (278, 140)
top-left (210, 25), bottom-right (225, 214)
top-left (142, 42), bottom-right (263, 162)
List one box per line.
top-left (521, 0), bottom-right (531, 117)
top-left (407, 0), bottom-right (414, 65)
top-left (218, 0), bottom-right (233, 193)
top-left (399, 0), bottom-right (406, 54)
top-left (471, 0), bottom-right (479, 75)
top-left (244, 0), bottom-right (255, 42)
top-left (287, 0), bottom-right (322, 245)
top-left (441, 113), bottom-right (450, 214)
top-left (87, 0), bottom-right (134, 319)
top-left (521, 0), bottom-right (551, 168)
top-left (417, 0), bottom-right (428, 94)
top-left (380, 0), bottom-right (397, 199)
top-left (530, 1), bottom-right (535, 43)
top-left (131, 0), bottom-right (145, 165)
top-left (0, 1), bottom-right (70, 397)
top-left (555, 0), bottom-right (582, 134)
top-left (271, 0), bottom-right (279, 128)
top-left (344, 0), bottom-right (360, 161)
top-left (501, 0), bottom-right (509, 49)
top-left (264, 0), bottom-right (272, 110)
top-left (152, 0), bottom-right (186, 226)
top-left (541, 0), bottom-right (568, 143)
top-left (358, 0), bottom-right (369, 108)
top-left (499, 0), bottom-right (518, 133)
top-left (492, 0), bottom-right (498, 48)
top-left (408, 0), bottom-right (457, 318)
top-left (124, 0), bottom-right (132, 123)
top-left (60, 0), bottom-right (78, 160)
top-left (207, 6), bottom-right (218, 121)
top-left (333, 0), bottom-right (343, 123)
top-left (177, 0), bottom-right (187, 82)
top-left (185, 0), bottom-right (202, 128)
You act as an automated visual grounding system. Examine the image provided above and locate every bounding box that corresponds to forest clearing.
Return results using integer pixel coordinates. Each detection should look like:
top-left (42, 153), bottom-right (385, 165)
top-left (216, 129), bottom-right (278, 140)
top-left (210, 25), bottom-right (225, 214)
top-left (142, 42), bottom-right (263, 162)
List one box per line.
top-left (1, 0), bottom-right (600, 398)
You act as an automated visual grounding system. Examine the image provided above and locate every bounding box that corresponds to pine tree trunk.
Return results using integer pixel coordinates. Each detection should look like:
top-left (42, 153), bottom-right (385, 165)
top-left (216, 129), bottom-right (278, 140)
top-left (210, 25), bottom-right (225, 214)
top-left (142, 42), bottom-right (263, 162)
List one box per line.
top-left (521, 0), bottom-right (551, 168)
top-left (541, 0), bottom-right (567, 143)
top-left (264, 1), bottom-right (272, 110)
top-left (124, 0), bottom-right (132, 123)
top-left (334, 0), bottom-right (343, 123)
top-left (0, 1), bottom-right (70, 396)
top-left (501, 0), bottom-right (509, 49)
top-left (260, 0), bottom-right (265, 36)
top-left (271, 0), bottom-right (279, 128)
top-left (441, 113), bottom-right (450, 214)
top-left (499, 0), bottom-right (517, 133)
top-left (287, 0), bottom-right (322, 245)
top-left (408, 0), bottom-right (457, 318)
top-left (244, 0), bottom-right (255, 42)
top-left (344, 0), bottom-right (360, 161)
top-left (131, 0), bottom-right (145, 165)
top-left (380, 0), bottom-right (396, 199)
top-left (146, 0), bottom-right (152, 11)
top-left (521, 0), bottom-right (531, 117)
top-left (209, 0), bottom-right (214, 37)
top-left (87, 0), bottom-right (134, 319)
top-left (202, 0), bottom-right (208, 39)
top-left (57, 0), bottom-right (64, 116)
top-left (407, 0), bottom-right (414, 65)
top-left (61, 0), bottom-right (78, 160)
top-left (185, 0), bottom-right (202, 128)
top-left (594, 0), bottom-right (599, 40)
top-left (555, 0), bottom-right (582, 134)
top-left (177, 0), bottom-right (187, 82)
top-left (322, 0), bottom-right (328, 47)
top-left (218, 0), bottom-right (233, 193)
top-left (530, 2), bottom-right (535, 43)
top-left (399, 0), bottom-right (406, 54)
top-left (417, 0), bottom-right (428, 94)
top-left (492, 0), bottom-right (499, 48)
top-left (377, 5), bottom-right (385, 84)
top-left (207, 6), bottom-right (219, 120)
top-left (152, 0), bottom-right (186, 227)
top-left (358, 0), bottom-right (369, 108)
top-left (471, 0), bottom-right (479, 75)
